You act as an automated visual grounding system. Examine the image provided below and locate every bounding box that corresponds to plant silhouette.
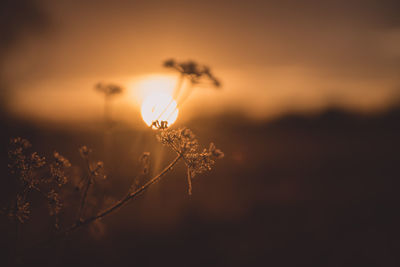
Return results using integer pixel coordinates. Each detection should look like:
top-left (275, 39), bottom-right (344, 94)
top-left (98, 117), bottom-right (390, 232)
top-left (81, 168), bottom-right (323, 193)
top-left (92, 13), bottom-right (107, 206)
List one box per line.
top-left (156, 59), bottom-right (221, 123)
top-left (3, 60), bottom-right (224, 260)
top-left (94, 82), bottom-right (124, 127)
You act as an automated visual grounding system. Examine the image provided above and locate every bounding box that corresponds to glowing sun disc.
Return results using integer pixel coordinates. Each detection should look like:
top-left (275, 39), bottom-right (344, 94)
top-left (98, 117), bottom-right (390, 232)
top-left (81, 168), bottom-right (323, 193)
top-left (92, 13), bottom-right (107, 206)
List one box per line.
top-left (141, 92), bottom-right (179, 127)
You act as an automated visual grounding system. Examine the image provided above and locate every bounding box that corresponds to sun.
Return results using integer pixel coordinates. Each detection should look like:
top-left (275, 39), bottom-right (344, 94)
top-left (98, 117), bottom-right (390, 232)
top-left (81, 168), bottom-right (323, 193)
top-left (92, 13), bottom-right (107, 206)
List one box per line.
top-left (141, 92), bottom-right (179, 128)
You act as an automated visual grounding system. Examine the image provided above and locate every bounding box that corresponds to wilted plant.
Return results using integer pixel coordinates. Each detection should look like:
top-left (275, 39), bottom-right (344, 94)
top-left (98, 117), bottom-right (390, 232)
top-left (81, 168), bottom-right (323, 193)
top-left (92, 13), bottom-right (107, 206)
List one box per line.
top-left (76, 145), bottom-right (106, 221)
top-left (94, 82), bottom-right (124, 125)
top-left (156, 59), bottom-right (221, 122)
top-left (163, 59), bottom-right (221, 88)
top-left (4, 127), bottom-right (223, 245)
top-left (7, 137), bottom-right (71, 228)
top-left (157, 127), bottom-right (224, 195)
top-left (3, 60), bottom-right (223, 263)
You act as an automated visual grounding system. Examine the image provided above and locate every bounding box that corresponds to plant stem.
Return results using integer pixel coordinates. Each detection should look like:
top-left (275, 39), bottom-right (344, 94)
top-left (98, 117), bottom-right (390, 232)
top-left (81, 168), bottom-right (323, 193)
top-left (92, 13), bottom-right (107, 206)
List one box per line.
top-left (166, 83), bottom-right (194, 122)
top-left (104, 95), bottom-right (111, 125)
top-left (76, 158), bottom-right (93, 221)
top-left (186, 168), bottom-right (192, 195)
top-left (58, 154), bottom-right (182, 237)
top-left (156, 73), bottom-right (184, 122)
top-left (167, 143), bottom-right (192, 195)
top-left (173, 73), bottom-right (185, 100)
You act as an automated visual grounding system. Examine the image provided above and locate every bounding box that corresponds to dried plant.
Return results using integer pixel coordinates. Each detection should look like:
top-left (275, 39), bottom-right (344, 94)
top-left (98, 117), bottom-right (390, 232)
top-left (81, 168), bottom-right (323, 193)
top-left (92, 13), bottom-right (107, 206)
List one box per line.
top-left (94, 82), bottom-right (124, 125)
top-left (4, 127), bottom-right (223, 247)
top-left (163, 59), bottom-right (221, 88)
top-left (156, 59), bottom-right (221, 122)
top-left (157, 127), bottom-right (224, 195)
top-left (3, 60), bottom-right (223, 263)
top-left (95, 83), bottom-right (124, 97)
top-left (7, 138), bottom-right (71, 228)
top-left (76, 145), bottom-right (106, 222)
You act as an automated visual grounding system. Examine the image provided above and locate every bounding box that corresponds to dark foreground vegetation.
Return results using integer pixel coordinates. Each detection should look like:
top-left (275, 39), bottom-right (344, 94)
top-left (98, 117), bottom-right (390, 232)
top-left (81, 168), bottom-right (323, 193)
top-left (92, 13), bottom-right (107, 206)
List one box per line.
top-left (1, 105), bottom-right (399, 266)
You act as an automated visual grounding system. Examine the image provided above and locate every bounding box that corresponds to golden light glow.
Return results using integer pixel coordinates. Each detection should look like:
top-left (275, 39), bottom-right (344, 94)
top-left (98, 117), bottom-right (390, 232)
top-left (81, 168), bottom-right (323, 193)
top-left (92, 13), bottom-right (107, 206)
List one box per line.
top-left (128, 75), bottom-right (176, 105)
top-left (141, 92), bottom-right (179, 128)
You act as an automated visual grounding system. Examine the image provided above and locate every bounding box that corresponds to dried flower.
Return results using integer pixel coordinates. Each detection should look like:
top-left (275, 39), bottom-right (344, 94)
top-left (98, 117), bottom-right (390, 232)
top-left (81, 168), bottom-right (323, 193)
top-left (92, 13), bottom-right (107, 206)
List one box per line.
top-left (7, 138), bottom-right (72, 226)
top-left (79, 145), bottom-right (92, 158)
top-left (8, 137), bottom-right (46, 188)
top-left (54, 151), bottom-right (71, 167)
top-left (163, 59), bottom-right (175, 68)
top-left (151, 120), bottom-right (169, 130)
top-left (163, 59), bottom-right (221, 88)
top-left (95, 83), bottom-right (124, 97)
top-left (47, 189), bottom-right (62, 216)
top-left (91, 161), bottom-right (107, 179)
top-left (80, 145), bottom-right (107, 179)
top-left (49, 151), bottom-right (71, 187)
top-left (10, 137), bottom-right (31, 149)
top-left (157, 128), bottom-right (198, 155)
top-left (12, 195), bottom-right (30, 223)
top-left (4, 120), bottom-right (223, 240)
top-left (139, 152), bottom-right (151, 175)
top-left (209, 142), bottom-right (224, 159)
top-left (157, 128), bottom-right (223, 194)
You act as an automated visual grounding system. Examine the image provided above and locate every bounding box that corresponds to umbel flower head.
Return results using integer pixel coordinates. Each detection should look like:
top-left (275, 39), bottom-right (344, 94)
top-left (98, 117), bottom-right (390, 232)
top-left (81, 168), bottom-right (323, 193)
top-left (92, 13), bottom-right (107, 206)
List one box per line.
top-left (163, 59), bottom-right (221, 88)
top-left (13, 195), bottom-right (30, 223)
top-left (79, 145), bottom-right (107, 180)
top-left (8, 137), bottom-right (46, 188)
top-left (50, 151), bottom-right (71, 187)
top-left (7, 138), bottom-right (71, 225)
top-left (47, 189), bottom-right (62, 217)
top-left (157, 128), bottom-right (224, 194)
top-left (95, 82), bottom-right (124, 97)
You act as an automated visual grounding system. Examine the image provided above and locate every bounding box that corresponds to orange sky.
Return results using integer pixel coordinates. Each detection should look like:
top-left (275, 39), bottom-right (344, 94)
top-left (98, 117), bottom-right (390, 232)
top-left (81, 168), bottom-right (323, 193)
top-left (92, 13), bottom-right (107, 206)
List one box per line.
top-left (2, 0), bottom-right (400, 123)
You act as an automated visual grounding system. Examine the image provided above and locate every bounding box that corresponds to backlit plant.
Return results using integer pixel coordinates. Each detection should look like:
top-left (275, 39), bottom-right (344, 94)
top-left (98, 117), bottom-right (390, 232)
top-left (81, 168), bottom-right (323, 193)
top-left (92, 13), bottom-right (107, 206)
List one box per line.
top-left (3, 60), bottom-right (223, 252)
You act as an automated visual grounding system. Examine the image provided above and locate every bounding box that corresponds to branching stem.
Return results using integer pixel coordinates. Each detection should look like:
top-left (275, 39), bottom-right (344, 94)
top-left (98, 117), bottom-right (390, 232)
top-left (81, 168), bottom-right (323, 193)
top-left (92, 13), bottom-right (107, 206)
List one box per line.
top-left (77, 157), bottom-right (93, 221)
top-left (56, 154), bottom-right (182, 238)
top-left (165, 140), bottom-right (192, 195)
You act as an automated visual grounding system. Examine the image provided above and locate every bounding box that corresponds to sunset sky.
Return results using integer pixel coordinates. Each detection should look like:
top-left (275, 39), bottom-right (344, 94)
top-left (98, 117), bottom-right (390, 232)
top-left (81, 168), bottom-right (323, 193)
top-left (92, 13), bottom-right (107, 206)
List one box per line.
top-left (2, 0), bottom-right (400, 123)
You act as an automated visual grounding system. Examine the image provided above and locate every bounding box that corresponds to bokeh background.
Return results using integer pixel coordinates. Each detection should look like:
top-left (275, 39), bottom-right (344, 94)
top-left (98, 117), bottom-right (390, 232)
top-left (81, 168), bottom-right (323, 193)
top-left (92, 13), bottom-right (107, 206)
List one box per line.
top-left (1, 0), bottom-right (400, 266)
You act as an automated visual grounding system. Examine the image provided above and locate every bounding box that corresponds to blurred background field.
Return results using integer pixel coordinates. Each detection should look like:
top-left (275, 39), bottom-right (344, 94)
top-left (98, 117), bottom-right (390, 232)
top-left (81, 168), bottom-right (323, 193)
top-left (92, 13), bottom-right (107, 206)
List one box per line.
top-left (1, 105), bottom-right (400, 266)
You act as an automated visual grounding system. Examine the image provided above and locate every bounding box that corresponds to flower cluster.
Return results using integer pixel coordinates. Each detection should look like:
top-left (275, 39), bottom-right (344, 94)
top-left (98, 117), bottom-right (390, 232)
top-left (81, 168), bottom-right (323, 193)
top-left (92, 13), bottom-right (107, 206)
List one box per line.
top-left (8, 138), bottom-right (46, 188)
top-left (49, 151), bottom-right (71, 187)
top-left (129, 152), bottom-right (151, 190)
top-left (150, 120), bottom-right (169, 130)
top-left (13, 195), bottom-right (30, 223)
top-left (95, 82), bottom-right (124, 97)
top-left (47, 190), bottom-right (62, 216)
top-left (157, 128), bottom-right (223, 194)
top-left (185, 142), bottom-right (224, 178)
top-left (7, 138), bottom-right (71, 225)
top-left (79, 145), bottom-right (92, 158)
top-left (47, 189), bottom-right (63, 229)
top-left (157, 128), bottom-right (199, 156)
top-left (91, 161), bottom-right (106, 179)
top-left (163, 59), bottom-right (221, 87)
top-left (79, 146), bottom-right (107, 180)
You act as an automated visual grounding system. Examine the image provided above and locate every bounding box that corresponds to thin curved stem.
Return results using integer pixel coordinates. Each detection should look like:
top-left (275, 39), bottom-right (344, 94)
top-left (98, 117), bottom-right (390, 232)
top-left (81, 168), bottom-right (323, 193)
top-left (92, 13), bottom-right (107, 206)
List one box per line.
top-left (156, 73), bottom-right (184, 122)
top-left (186, 168), bottom-right (192, 195)
top-left (167, 84), bottom-right (194, 121)
top-left (56, 154), bottom-right (182, 237)
top-left (76, 157), bottom-right (93, 221)
top-left (165, 142), bottom-right (192, 195)
top-left (76, 175), bottom-right (92, 220)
